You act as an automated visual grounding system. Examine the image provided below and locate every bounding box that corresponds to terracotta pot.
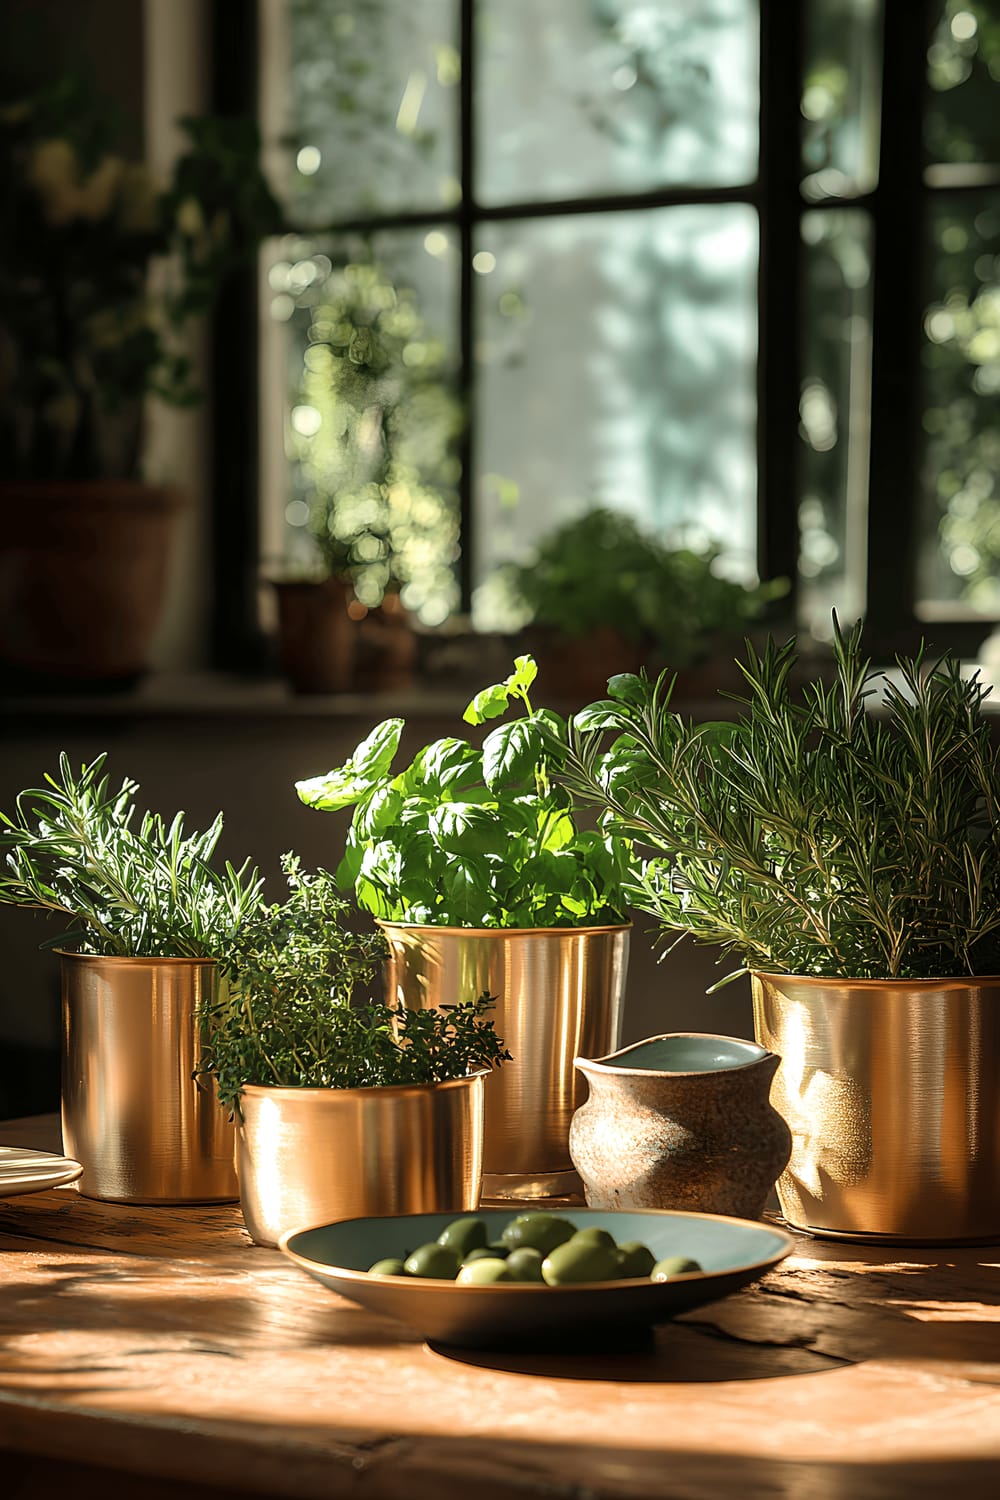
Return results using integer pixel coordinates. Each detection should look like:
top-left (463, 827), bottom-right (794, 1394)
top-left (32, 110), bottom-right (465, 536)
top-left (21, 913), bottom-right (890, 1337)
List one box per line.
top-left (570, 1033), bottom-right (791, 1220)
top-left (0, 480), bottom-right (182, 687)
top-left (352, 591), bottom-right (417, 692)
top-left (523, 625), bottom-right (646, 704)
top-left (270, 576), bottom-right (355, 693)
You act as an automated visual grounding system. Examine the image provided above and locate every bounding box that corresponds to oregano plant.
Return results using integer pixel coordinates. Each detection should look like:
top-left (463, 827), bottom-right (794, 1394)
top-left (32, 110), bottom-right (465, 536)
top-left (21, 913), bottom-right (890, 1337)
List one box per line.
top-left (296, 656), bottom-right (630, 928)
top-left (199, 857), bottom-right (511, 1112)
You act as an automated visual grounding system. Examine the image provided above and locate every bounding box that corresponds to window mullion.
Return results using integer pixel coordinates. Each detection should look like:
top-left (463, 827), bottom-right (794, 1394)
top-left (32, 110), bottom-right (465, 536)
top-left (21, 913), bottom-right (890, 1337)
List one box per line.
top-left (757, 0), bottom-right (806, 605)
top-left (865, 0), bottom-right (936, 653)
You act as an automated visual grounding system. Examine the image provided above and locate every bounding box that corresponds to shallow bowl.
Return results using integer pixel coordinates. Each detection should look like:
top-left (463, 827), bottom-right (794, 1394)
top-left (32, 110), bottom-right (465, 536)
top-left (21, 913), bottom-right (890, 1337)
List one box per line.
top-left (279, 1207), bottom-right (793, 1349)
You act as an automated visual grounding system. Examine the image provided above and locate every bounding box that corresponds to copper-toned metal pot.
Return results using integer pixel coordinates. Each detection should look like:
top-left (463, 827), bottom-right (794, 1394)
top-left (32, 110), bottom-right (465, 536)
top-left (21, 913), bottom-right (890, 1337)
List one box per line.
top-left (60, 952), bottom-right (237, 1204)
top-left (236, 1072), bottom-right (486, 1248)
top-left (752, 971), bottom-right (1000, 1243)
top-left (380, 922), bottom-right (630, 1199)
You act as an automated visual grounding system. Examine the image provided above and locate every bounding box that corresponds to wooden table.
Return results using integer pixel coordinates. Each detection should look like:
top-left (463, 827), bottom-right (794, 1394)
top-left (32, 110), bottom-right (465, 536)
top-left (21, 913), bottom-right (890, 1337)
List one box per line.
top-left (2, 1115), bottom-right (999, 1500)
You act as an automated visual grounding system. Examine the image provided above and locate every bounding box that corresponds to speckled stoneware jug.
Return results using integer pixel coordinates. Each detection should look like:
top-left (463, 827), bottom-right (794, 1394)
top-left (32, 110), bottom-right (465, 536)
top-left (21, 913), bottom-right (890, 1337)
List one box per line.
top-left (569, 1033), bottom-right (792, 1220)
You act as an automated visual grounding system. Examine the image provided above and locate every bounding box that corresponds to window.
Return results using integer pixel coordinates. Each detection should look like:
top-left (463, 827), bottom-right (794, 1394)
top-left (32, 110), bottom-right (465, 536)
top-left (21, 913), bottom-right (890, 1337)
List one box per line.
top-left (241, 0), bottom-right (1000, 665)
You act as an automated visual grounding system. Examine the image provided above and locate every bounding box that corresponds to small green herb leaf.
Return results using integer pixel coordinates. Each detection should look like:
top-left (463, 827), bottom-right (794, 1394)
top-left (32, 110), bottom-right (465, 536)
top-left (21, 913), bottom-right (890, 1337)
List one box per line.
top-left (482, 719), bottom-right (543, 791)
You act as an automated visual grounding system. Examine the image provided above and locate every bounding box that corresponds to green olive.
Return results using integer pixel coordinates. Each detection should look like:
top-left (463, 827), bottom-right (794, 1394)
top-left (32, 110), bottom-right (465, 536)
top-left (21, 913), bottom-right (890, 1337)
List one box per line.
top-left (504, 1246), bottom-right (546, 1283)
top-left (487, 1241), bottom-right (511, 1257)
top-left (462, 1246), bottom-right (506, 1264)
top-left (569, 1227), bottom-right (617, 1250)
top-left (436, 1216), bottom-right (488, 1256)
top-left (616, 1241), bottom-right (656, 1278)
top-left (541, 1237), bottom-right (620, 1285)
top-left (500, 1212), bottom-right (577, 1256)
top-left (402, 1242), bottom-right (462, 1280)
top-left (367, 1257), bottom-right (407, 1277)
top-left (456, 1257), bottom-right (513, 1285)
top-left (651, 1255), bottom-right (703, 1281)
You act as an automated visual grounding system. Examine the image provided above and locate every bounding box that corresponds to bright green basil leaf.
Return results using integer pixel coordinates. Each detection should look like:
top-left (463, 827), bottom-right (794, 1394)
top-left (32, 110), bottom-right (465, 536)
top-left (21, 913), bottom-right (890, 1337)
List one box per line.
top-left (296, 767), bottom-right (375, 811)
top-left (412, 737), bottom-right (481, 790)
top-left (352, 718), bottom-right (404, 778)
top-left (536, 806), bottom-right (576, 852)
top-left (335, 837), bottom-right (365, 891)
top-left (355, 785), bottom-right (403, 840)
top-left (606, 674), bottom-right (648, 706)
top-left (507, 655), bottom-right (538, 694)
top-left (442, 858), bottom-right (491, 925)
top-left (428, 802), bottom-right (508, 857)
top-left (482, 719), bottom-right (543, 791)
top-left (462, 681), bottom-right (512, 726)
top-left (573, 701), bottom-right (623, 733)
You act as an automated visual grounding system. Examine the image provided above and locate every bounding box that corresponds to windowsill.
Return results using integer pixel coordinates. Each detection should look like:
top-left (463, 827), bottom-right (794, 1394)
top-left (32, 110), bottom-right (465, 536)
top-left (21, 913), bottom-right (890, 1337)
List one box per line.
top-left (0, 672), bottom-right (482, 721)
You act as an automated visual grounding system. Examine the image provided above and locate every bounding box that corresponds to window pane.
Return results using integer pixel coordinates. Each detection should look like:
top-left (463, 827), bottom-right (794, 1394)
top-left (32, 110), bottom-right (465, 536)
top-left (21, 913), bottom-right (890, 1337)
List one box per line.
top-left (926, 1), bottom-right (1000, 167)
top-left (284, 0), bottom-right (460, 223)
top-left (477, 0), bottom-right (759, 206)
top-left (801, 0), bottom-right (882, 201)
top-left (263, 230), bottom-right (461, 625)
top-left (916, 193), bottom-right (1000, 613)
top-left (472, 206), bottom-right (758, 625)
top-left (797, 211), bottom-right (874, 637)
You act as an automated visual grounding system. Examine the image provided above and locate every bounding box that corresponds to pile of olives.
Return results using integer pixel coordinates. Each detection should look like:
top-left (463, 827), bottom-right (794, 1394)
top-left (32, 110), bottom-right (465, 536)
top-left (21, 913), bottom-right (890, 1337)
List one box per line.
top-left (367, 1212), bottom-right (703, 1286)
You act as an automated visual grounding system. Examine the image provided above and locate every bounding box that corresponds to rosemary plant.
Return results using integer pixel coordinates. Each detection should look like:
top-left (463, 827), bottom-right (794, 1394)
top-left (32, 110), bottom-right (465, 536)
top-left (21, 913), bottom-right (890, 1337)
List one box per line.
top-left (0, 753), bottom-right (262, 956)
top-left (200, 857), bottom-right (512, 1112)
top-left (556, 619), bottom-right (1000, 982)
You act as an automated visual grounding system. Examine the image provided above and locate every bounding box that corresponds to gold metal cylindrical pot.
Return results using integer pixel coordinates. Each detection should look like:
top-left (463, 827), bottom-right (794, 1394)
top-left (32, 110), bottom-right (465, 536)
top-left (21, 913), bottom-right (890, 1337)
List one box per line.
top-left (380, 922), bottom-right (631, 1198)
top-left (60, 952), bottom-right (237, 1204)
top-left (752, 971), bottom-right (1000, 1243)
top-left (236, 1072), bottom-right (486, 1248)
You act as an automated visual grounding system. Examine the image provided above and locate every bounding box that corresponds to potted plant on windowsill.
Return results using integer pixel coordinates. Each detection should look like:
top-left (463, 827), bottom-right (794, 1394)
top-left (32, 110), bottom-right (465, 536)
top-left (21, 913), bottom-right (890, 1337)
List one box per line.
top-left (197, 857), bottom-right (510, 1247)
top-left (494, 506), bottom-right (787, 703)
top-left (0, 754), bottom-right (262, 1202)
top-left (295, 655), bottom-right (632, 1199)
top-left (0, 78), bottom-right (279, 689)
top-left (268, 258), bottom-right (460, 695)
top-left (554, 617), bottom-right (1000, 1243)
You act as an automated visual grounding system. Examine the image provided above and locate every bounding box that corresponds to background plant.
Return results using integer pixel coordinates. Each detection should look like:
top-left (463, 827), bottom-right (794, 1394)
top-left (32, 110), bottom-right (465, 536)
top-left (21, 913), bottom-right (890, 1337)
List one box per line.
top-left (200, 857), bottom-right (511, 1111)
top-left (0, 753), bottom-right (262, 957)
top-left (554, 619), bottom-right (1000, 981)
top-left (0, 76), bottom-right (280, 480)
top-left (296, 655), bottom-right (630, 928)
top-left (496, 506), bottom-right (786, 666)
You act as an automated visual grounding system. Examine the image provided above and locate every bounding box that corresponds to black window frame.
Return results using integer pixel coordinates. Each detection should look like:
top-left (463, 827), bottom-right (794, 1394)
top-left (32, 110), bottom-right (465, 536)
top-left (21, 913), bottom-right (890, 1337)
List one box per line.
top-left (210, 0), bottom-right (996, 673)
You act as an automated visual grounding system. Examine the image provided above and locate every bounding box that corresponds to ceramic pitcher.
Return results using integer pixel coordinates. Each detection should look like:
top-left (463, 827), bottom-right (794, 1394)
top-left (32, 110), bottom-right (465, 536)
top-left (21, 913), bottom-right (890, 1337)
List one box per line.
top-left (569, 1033), bottom-right (792, 1220)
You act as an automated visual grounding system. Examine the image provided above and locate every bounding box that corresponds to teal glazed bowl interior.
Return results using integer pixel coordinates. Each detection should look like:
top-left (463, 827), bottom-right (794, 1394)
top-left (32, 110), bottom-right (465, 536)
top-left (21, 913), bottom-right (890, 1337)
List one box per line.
top-left (280, 1208), bottom-right (793, 1349)
top-left (595, 1034), bottom-right (773, 1072)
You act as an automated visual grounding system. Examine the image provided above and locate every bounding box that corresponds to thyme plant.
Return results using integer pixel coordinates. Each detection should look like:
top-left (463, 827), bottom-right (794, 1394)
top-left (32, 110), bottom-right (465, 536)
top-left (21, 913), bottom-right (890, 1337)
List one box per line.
top-left (0, 754), bottom-right (262, 956)
top-left (556, 619), bottom-right (1000, 982)
top-left (201, 858), bottom-right (512, 1112)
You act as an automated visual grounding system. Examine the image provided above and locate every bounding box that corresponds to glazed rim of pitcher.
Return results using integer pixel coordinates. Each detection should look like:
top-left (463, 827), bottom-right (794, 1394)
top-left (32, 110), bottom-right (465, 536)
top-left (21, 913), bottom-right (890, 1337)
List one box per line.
top-left (576, 1033), bottom-right (772, 1076)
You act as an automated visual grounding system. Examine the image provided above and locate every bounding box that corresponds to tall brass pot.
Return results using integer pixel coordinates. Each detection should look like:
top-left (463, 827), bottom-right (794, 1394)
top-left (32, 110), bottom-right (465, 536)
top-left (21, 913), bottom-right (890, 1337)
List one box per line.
top-left (380, 922), bottom-right (630, 1198)
top-left (752, 971), bottom-right (1000, 1243)
top-left (60, 952), bottom-right (237, 1204)
top-left (237, 1072), bottom-right (486, 1248)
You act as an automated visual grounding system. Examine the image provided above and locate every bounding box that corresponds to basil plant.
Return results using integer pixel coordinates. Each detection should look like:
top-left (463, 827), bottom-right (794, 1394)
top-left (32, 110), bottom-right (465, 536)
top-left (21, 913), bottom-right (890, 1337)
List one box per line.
top-left (296, 657), bottom-right (630, 929)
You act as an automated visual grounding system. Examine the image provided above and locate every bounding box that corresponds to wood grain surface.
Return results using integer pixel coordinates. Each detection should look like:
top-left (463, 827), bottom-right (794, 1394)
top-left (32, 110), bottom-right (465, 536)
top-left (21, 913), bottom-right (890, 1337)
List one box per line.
top-left (1, 1115), bottom-right (999, 1500)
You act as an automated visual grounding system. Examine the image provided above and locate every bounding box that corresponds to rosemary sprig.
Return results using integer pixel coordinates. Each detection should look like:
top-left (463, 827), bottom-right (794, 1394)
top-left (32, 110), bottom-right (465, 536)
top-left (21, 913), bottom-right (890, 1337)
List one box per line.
top-left (554, 618), bottom-right (1000, 982)
top-left (0, 753), bottom-right (263, 957)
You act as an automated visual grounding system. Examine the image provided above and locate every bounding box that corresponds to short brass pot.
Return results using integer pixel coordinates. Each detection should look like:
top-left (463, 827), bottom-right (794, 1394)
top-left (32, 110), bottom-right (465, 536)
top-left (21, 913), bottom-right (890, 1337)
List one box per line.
top-left (752, 971), bottom-right (1000, 1243)
top-left (236, 1071), bottom-right (486, 1248)
top-left (60, 951), bottom-right (237, 1204)
top-left (380, 922), bottom-right (630, 1198)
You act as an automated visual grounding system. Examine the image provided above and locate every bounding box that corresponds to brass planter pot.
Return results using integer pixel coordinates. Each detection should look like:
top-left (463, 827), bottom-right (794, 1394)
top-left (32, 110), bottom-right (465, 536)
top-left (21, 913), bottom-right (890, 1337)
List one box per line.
top-left (236, 1072), bottom-right (486, 1248)
top-left (60, 952), bottom-right (237, 1204)
top-left (380, 922), bottom-right (630, 1198)
top-left (752, 971), bottom-right (1000, 1243)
